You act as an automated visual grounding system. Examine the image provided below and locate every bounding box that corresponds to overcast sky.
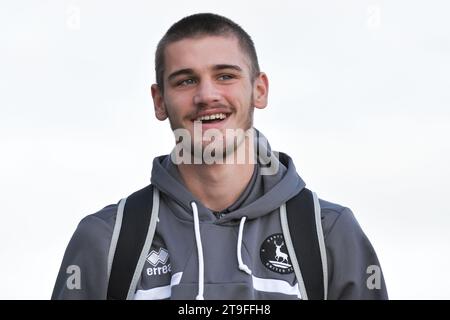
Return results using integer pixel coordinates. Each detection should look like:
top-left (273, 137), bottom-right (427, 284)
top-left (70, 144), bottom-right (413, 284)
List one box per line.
top-left (1, 0), bottom-right (449, 299)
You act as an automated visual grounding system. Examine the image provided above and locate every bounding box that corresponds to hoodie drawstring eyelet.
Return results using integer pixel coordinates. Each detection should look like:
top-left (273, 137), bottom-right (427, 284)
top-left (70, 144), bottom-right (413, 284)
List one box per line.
top-left (237, 216), bottom-right (252, 275)
top-left (190, 201), bottom-right (204, 300)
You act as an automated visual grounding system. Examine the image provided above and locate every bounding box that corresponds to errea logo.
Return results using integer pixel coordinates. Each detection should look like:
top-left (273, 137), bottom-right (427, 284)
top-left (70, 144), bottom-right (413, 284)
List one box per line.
top-left (146, 248), bottom-right (171, 276)
top-left (147, 248), bottom-right (169, 266)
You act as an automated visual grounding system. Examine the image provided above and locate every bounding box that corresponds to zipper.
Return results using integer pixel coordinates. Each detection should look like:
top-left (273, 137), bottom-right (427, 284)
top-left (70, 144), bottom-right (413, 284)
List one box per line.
top-left (213, 211), bottom-right (226, 219)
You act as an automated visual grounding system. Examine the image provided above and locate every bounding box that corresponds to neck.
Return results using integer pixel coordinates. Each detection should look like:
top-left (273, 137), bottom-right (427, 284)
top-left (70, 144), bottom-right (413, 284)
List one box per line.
top-left (177, 137), bottom-right (255, 212)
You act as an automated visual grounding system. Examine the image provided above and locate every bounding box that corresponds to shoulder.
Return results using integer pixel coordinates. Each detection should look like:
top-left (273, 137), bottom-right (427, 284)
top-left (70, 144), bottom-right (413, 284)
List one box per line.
top-left (78, 203), bottom-right (118, 232)
top-left (52, 203), bottom-right (119, 300)
top-left (317, 196), bottom-right (376, 259)
top-left (318, 197), bottom-right (361, 240)
top-left (72, 203), bottom-right (118, 249)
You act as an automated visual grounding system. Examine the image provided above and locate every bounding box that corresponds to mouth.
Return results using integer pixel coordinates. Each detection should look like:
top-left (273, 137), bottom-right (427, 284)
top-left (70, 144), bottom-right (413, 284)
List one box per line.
top-left (193, 112), bottom-right (231, 125)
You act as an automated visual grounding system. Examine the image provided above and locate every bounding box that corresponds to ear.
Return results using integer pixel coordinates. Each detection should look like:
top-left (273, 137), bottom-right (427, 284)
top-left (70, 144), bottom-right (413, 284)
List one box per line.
top-left (151, 84), bottom-right (168, 121)
top-left (253, 72), bottom-right (269, 110)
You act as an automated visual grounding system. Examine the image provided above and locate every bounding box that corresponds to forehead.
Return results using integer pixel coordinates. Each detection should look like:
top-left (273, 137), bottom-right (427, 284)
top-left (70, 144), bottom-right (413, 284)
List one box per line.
top-left (164, 35), bottom-right (251, 76)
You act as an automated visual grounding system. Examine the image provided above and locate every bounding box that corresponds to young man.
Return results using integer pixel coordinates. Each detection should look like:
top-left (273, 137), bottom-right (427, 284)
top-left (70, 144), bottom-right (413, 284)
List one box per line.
top-left (52, 13), bottom-right (388, 300)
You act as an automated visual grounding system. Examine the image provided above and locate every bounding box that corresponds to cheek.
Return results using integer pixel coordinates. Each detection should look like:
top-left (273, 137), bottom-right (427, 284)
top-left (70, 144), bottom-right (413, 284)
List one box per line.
top-left (224, 86), bottom-right (252, 109)
top-left (169, 91), bottom-right (189, 105)
top-left (165, 93), bottom-right (191, 117)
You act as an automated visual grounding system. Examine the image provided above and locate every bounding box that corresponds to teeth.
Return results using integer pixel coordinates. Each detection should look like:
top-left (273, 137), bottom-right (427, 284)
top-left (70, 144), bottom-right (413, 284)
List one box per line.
top-left (195, 113), bottom-right (227, 121)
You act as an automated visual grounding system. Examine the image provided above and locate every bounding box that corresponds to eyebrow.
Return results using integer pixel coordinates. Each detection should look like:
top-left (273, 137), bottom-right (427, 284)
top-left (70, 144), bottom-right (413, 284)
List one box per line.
top-left (213, 64), bottom-right (243, 72)
top-left (167, 64), bottom-right (243, 82)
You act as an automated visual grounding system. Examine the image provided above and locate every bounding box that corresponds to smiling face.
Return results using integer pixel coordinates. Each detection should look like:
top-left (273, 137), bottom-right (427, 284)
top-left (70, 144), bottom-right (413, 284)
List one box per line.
top-left (151, 35), bottom-right (268, 158)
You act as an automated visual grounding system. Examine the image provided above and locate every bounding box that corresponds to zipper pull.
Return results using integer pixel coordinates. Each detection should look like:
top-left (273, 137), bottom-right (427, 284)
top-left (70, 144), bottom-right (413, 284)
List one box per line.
top-left (213, 211), bottom-right (225, 219)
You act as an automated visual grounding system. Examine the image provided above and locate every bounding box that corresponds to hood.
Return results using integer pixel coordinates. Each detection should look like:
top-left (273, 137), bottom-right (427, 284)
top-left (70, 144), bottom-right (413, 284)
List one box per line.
top-left (150, 128), bottom-right (305, 224)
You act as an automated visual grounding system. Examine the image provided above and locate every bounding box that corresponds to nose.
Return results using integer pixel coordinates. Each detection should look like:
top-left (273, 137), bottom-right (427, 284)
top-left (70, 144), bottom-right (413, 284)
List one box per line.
top-left (193, 79), bottom-right (221, 106)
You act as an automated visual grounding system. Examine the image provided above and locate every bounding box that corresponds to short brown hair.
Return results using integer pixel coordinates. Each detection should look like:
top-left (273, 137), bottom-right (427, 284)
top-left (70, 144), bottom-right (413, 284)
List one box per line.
top-left (155, 13), bottom-right (261, 93)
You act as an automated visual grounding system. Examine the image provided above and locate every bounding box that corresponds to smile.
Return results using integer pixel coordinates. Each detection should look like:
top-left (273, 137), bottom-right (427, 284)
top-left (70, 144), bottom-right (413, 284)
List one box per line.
top-left (194, 112), bottom-right (229, 123)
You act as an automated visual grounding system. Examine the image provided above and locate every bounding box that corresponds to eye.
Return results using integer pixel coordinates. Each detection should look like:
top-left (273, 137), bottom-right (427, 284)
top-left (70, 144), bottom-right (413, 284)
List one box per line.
top-left (218, 74), bottom-right (235, 81)
top-left (177, 78), bottom-right (196, 86)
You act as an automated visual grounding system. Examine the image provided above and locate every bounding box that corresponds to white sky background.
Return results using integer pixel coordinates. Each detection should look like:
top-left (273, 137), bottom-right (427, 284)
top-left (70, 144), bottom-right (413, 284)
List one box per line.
top-left (1, 0), bottom-right (449, 299)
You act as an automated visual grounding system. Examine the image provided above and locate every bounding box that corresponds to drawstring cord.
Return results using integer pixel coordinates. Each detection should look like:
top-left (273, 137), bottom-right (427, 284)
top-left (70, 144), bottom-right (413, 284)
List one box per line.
top-left (190, 203), bottom-right (252, 300)
top-left (237, 216), bottom-right (252, 275)
top-left (190, 201), bottom-right (204, 300)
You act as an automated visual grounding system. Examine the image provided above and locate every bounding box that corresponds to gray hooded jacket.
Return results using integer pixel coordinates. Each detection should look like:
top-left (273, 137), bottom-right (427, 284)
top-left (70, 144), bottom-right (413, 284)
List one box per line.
top-left (52, 132), bottom-right (388, 300)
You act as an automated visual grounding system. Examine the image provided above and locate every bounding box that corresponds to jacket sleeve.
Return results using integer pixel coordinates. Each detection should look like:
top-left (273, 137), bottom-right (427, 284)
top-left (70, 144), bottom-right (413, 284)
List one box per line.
top-left (325, 207), bottom-right (388, 300)
top-left (51, 213), bottom-right (114, 300)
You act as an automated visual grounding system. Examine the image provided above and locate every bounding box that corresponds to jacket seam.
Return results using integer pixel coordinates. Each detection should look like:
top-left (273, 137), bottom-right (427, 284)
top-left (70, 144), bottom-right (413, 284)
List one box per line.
top-left (323, 207), bottom-right (349, 239)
